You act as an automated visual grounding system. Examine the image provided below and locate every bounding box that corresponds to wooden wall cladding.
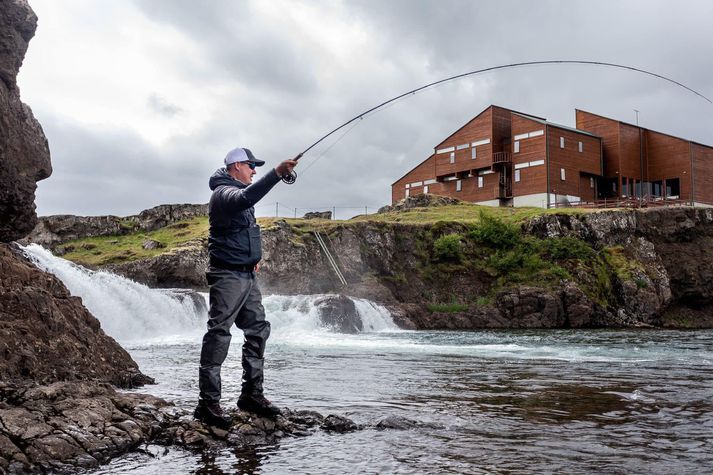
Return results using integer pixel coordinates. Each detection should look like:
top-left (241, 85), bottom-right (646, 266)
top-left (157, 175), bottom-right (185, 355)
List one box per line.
top-left (693, 143), bottom-right (713, 204)
top-left (645, 130), bottom-right (692, 200)
top-left (434, 107), bottom-right (494, 177)
top-left (511, 114), bottom-right (547, 196)
top-left (576, 110), bottom-right (620, 177)
top-left (547, 125), bottom-right (601, 198)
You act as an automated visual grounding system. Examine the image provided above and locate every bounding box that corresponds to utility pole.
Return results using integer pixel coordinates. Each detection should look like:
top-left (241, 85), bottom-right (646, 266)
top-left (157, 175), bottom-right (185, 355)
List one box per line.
top-left (275, 202), bottom-right (279, 217)
top-left (634, 109), bottom-right (644, 207)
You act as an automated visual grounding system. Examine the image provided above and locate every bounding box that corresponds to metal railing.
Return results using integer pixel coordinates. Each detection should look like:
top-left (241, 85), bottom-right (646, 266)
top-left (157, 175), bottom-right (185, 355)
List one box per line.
top-left (551, 196), bottom-right (693, 209)
top-left (492, 152), bottom-right (512, 164)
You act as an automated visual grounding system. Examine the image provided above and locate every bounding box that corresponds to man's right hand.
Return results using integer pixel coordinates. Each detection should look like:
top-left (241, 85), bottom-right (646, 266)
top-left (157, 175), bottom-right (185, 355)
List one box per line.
top-left (275, 158), bottom-right (299, 177)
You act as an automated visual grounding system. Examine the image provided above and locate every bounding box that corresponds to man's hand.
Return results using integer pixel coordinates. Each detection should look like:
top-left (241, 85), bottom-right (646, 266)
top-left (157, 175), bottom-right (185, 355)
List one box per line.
top-left (275, 158), bottom-right (299, 177)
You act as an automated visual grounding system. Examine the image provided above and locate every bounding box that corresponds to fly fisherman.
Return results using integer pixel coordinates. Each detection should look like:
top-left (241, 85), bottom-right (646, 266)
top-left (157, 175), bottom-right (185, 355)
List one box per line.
top-left (195, 147), bottom-right (297, 428)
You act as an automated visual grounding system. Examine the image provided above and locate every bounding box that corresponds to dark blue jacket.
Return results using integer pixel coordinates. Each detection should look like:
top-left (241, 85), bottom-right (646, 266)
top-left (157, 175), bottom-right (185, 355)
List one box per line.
top-left (207, 167), bottom-right (281, 268)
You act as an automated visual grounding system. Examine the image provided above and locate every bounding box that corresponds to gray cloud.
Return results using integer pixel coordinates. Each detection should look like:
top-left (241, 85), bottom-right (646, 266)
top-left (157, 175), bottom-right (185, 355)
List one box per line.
top-left (147, 93), bottom-right (182, 117)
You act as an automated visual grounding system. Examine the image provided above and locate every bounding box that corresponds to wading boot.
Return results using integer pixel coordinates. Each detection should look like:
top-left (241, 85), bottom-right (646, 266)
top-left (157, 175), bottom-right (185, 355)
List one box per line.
top-left (237, 392), bottom-right (282, 418)
top-left (193, 400), bottom-right (232, 430)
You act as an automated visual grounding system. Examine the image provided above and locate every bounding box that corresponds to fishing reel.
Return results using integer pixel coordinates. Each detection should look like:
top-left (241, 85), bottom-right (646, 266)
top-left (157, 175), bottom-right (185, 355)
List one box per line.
top-left (281, 152), bottom-right (302, 184)
top-left (281, 171), bottom-right (297, 184)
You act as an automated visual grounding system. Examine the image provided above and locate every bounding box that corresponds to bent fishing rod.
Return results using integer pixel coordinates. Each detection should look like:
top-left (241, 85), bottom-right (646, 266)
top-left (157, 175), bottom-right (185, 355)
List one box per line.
top-left (280, 60), bottom-right (712, 184)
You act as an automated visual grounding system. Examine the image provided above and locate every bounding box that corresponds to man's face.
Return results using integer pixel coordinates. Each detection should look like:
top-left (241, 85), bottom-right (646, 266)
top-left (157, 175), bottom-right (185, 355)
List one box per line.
top-left (232, 161), bottom-right (257, 184)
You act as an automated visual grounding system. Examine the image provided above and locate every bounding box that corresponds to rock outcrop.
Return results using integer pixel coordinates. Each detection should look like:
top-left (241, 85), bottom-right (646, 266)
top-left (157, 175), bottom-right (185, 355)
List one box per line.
top-left (0, 243), bottom-right (153, 387)
top-left (0, 0), bottom-right (51, 242)
top-left (0, 380), bottom-right (359, 474)
top-left (23, 204), bottom-right (208, 249)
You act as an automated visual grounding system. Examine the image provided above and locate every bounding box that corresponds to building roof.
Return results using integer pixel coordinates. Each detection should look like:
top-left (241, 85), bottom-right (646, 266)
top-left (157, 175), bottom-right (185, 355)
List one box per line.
top-left (575, 109), bottom-right (713, 149)
top-left (512, 112), bottom-right (600, 138)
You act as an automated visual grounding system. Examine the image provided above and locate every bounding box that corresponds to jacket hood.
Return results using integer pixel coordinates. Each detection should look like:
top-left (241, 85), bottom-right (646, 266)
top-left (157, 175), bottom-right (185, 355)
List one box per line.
top-left (209, 167), bottom-right (245, 191)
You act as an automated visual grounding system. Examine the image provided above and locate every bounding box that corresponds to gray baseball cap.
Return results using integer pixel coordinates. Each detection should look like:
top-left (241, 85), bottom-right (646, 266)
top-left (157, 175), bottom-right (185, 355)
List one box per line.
top-left (224, 147), bottom-right (265, 167)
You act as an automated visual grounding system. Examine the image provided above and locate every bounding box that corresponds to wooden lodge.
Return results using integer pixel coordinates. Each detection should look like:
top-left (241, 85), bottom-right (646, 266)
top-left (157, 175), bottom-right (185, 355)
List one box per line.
top-left (392, 105), bottom-right (713, 208)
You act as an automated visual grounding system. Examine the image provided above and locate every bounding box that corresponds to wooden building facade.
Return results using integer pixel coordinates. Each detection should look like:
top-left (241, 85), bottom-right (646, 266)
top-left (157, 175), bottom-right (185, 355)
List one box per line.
top-left (392, 105), bottom-right (713, 207)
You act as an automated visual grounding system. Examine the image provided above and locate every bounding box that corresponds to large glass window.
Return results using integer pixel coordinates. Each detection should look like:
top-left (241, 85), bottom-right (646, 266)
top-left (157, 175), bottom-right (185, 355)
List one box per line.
top-left (651, 180), bottom-right (663, 198)
top-left (666, 178), bottom-right (680, 198)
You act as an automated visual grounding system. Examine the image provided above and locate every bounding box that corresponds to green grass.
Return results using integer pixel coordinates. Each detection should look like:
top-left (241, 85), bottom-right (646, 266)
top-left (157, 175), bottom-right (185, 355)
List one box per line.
top-left (59, 216), bottom-right (209, 266)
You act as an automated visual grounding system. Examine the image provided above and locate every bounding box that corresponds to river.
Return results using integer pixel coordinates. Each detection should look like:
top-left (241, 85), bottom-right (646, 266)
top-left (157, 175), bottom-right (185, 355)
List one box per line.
top-left (23, 245), bottom-right (713, 474)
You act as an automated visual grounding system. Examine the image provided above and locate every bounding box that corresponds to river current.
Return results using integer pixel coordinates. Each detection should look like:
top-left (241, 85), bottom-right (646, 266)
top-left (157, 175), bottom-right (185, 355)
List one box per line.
top-left (23, 245), bottom-right (713, 474)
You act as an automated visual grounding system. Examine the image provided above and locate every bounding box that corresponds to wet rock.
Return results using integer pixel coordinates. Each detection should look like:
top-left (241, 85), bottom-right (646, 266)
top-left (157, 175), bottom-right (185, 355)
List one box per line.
top-left (496, 287), bottom-right (565, 328)
top-left (320, 415), bottom-right (359, 433)
top-left (0, 381), bottom-right (171, 474)
top-left (313, 294), bottom-right (363, 333)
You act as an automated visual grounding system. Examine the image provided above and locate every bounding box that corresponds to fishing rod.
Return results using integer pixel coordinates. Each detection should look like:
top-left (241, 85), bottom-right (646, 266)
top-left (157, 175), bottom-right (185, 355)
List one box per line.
top-left (281, 60), bottom-right (712, 184)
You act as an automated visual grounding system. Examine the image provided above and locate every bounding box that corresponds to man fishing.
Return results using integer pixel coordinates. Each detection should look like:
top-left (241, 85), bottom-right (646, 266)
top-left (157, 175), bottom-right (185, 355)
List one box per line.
top-left (195, 147), bottom-right (297, 428)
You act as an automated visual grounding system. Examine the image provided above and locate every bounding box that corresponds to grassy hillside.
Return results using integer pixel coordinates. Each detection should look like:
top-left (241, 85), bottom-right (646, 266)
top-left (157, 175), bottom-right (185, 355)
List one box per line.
top-left (58, 216), bottom-right (209, 266)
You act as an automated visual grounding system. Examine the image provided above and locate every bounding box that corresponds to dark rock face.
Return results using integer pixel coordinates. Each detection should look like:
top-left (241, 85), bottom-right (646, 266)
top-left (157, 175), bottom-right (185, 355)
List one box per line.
top-left (313, 294), bottom-right (362, 333)
top-left (0, 243), bottom-right (153, 388)
top-left (0, 0), bottom-right (52, 243)
top-left (106, 241), bottom-right (208, 289)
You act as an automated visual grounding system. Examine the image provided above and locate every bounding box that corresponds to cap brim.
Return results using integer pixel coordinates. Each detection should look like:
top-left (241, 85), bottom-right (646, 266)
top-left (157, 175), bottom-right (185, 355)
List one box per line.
top-left (243, 148), bottom-right (265, 167)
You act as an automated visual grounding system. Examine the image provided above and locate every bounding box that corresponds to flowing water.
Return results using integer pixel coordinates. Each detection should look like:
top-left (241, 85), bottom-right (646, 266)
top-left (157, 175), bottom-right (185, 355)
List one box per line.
top-left (23, 245), bottom-right (713, 474)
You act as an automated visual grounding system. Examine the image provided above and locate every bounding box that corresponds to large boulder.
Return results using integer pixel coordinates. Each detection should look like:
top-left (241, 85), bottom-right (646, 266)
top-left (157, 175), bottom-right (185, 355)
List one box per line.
top-left (0, 0), bottom-right (51, 243)
top-left (313, 294), bottom-right (363, 333)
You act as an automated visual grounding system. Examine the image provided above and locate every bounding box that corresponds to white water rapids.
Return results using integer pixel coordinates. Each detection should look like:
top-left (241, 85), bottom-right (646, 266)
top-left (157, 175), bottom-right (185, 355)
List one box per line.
top-left (21, 244), bottom-right (397, 345)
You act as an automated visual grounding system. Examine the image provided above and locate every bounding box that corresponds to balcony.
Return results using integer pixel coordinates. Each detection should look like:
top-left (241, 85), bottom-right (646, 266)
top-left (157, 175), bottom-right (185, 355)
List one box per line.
top-left (493, 152), bottom-right (512, 164)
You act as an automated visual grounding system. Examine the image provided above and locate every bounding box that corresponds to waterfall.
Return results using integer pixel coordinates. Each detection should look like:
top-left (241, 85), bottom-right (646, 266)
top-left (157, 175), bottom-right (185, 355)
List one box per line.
top-left (20, 245), bottom-right (398, 346)
top-left (21, 244), bottom-right (206, 344)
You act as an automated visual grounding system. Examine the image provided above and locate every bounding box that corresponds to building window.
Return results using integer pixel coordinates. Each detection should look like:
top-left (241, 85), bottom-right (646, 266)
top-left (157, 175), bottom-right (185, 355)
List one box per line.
top-left (471, 147), bottom-right (477, 159)
top-left (423, 185), bottom-right (429, 194)
top-left (456, 179), bottom-right (462, 192)
top-left (560, 137), bottom-right (565, 148)
top-left (515, 169), bottom-right (521, 182)
top-left (590, 177), bottom-right (595, 188)
top-left (652, 180), bottom-right (663, 197)
top-left (666, 178), bottom-right (680, 198)
top-left (514, 141), bottom-right (520, 153)
top-left (478, 176), bottom-right (484, 188)
top-left (560, 168), bottom-right (566, 181)
top-left (449, 152), bottom-right (455, 164)
top-left (578, 141), bottom-right (583, 153)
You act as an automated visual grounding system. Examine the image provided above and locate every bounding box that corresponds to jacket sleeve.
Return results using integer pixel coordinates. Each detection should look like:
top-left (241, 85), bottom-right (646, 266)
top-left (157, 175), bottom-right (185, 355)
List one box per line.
top-left (219, 169), bottom-right (282, 211)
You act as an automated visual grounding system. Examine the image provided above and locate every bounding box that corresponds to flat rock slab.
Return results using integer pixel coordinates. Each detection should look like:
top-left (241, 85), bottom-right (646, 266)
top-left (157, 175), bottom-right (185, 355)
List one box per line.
top-left (0, 381), bottom-right (359, 474)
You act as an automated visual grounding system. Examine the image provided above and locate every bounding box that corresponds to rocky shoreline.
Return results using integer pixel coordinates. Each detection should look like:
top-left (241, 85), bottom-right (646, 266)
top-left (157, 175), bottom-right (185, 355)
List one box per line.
top-left (0, 380), bottom-right (362, 474)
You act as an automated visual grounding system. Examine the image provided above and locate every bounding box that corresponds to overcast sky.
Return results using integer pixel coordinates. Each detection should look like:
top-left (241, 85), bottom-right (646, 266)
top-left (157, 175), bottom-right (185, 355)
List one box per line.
top-left (19, 0), bottom-right (713, 218)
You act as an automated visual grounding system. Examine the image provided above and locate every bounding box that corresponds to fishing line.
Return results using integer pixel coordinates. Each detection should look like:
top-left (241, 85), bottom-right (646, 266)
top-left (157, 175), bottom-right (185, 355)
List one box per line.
top-left (282, 60), bottom-right (712, 184)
